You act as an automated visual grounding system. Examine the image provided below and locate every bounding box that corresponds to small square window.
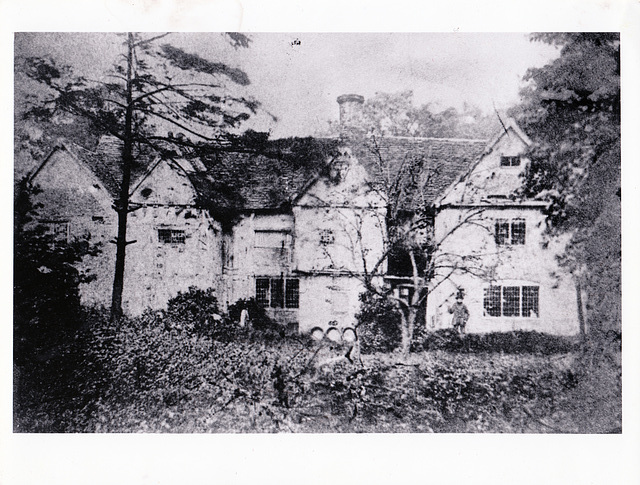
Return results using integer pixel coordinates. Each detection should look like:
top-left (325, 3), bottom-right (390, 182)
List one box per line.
top-left (500, 156), bottom-right (521, 167)
top-left (158, 228), bottom-right (186, 244)
top-left (495, 219), bottom-right (526, 245)
top-left (319, 229), bottom-right (335, 246)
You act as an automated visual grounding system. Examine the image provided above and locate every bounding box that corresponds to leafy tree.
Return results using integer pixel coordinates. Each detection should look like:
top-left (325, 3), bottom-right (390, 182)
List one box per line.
top-left (514, 33), bottom-right (621, 338)
top-left (19, 32), bottom-right (258, 321)
top-left (14, 178), bottom-right (99, 364)
top-left (329, 90), bottom-right (499, 139)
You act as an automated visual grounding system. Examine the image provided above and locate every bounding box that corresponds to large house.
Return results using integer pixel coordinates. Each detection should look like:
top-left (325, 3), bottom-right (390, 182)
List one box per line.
top-left (26, 95), bottom-right (580, 337)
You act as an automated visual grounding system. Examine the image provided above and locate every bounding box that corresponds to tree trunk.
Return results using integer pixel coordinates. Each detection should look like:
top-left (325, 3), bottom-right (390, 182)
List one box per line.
top-left (110, 33), bottom-right (135, 322)
top-left (400, 306), bottom-right (417, 355)
top-left (576, 280), bottom-right (587, 340)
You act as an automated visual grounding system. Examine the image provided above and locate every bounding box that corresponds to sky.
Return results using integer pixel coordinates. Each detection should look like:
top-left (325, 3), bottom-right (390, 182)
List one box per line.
top-left (14, 32), bottom-right (559, 138)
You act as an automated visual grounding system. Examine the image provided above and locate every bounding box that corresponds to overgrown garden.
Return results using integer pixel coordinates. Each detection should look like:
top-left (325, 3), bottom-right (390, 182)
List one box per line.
top-left (14, 286), bottom-right (620, 433)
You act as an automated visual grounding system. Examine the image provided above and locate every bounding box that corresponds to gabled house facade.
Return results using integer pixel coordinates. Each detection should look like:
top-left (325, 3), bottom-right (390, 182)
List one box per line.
top-left (27, 137), bottom-right (224, 316)
top-left (25, 95), bottom-right (580, 338)
top-left (425, 119), bottom-right (580, 335)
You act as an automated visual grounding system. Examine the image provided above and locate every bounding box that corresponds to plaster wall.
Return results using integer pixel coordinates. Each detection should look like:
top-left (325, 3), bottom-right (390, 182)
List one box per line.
top-left (29, 149), bottom-right (118, 309)
top-left (427, 206), bottom-right (579, 335)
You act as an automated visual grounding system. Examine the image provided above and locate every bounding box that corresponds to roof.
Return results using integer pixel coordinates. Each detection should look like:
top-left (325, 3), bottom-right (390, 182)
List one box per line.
top-left (196, 137), bottom-right (342, 211)
top-left (435, 118), bottom-right (533, 207)
top-left (63, 137), bottom-right (157, 198)
top-left (32, 131), bottom-right (491, 216)
top-left (346, 135), bottom-right (488, 208)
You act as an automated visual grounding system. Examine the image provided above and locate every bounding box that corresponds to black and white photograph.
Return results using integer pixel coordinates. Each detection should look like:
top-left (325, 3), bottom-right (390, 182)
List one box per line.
top-left (13, 30), bottom-right (622, 434)
top-left (4, 1), bottom-right (638, 483)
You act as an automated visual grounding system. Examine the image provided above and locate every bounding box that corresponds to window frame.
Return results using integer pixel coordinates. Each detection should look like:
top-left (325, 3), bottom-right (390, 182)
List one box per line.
top-left (495, 218), bottom-right (526, 246)
top-left (255, 276), bottom-right (300, 309)
top-left (158, 228), bottom-right (186, 244)
top-left (500, 155), bottom-right (521, 167)
top-left (319, 228), bottom-right (335, 246)
top-left (483, 284), bottom-right (539, 318)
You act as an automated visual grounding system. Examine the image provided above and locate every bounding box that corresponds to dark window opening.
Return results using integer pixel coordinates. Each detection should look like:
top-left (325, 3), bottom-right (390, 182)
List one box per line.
top-left (158, 228), bottom-right (186, 244)
top-left (285, 279), bottom-right (299, 309)
top-left (387, 247), bottom-right (428, 277)
top-left (256, 278), bottom-right (270, 307)
top-left (483, 286), bottom-right (502, 317)
top-left (511, 220), bottom-right (526, 245)
top-left (500, 156), bottom-right (521, 167)
top-left (495, 219), bottom-right (526, 245)
top-left (494, 220), bottom-right (510, 245)
top-left (255, 277), bottom-right (299, 309)
top-left (483, 284), bottom-right (539, 318)
top-left (522, 286), bottom-right (539, 317)
top-left (502, 286), bottom-right (521, 317)
top-left (319, 229), bottom-right (335, 246)
top-left (270, 278), bottom-right (284, 308)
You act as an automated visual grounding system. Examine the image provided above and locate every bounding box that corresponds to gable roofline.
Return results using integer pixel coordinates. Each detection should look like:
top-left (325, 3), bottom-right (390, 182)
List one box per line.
top-left (433, 118), bottom-right (532, 208)
top-left (27, 144), bottom-right (64, 184)
top-left (28, 141), bottom-right (112, 198)
top-left (289, 151), bottom-right (342, 206)
top-left (483, 117), bottom-right (532, 154)
top-left (128, 155), bottom-right (186, 199)
top-left (289, 144), bottom-right (382, 207)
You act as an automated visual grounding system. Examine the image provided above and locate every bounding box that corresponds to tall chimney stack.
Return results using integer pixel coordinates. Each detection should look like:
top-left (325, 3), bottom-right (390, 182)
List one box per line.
top-left (337, 94), bottom-right (364, 131)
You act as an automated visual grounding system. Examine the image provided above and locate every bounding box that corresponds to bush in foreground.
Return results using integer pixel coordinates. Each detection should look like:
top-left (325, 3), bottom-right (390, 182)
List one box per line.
top-left (417, 329), bottom-right (579, 355)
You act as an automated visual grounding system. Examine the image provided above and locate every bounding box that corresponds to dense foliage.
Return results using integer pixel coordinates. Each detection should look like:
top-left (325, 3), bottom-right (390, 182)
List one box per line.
top-left (416, 329), bottom-right (578, 355)
top-left (14, 313), bottom-right (620, 433)
top-left (13, 268), bottom-right (619, 433)
top-left (514, 33), bottom-right (621, 338)
top-left (13, 179), bottom-right (99, 366)
top-left (355, 292), bottom-right (403, 353)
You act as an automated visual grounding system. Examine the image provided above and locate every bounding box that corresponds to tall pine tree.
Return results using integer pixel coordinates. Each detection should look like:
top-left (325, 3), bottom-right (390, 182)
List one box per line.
top-left (20, 33), bottom-right (259, 320)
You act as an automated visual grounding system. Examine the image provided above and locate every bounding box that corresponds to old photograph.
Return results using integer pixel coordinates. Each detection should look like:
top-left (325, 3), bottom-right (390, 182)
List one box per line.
top-left (13, 32), bottom-right (621, 434)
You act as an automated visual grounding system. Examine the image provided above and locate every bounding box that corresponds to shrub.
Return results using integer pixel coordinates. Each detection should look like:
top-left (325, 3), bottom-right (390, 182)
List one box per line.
top-left (226, 298), bottom-right (284, 340)
top-left (13, 179), bottom-right (99, 365)
top-left (419, 329), bottom-right (578, 354)
top-left (355, 291), bottom-right (402, 353)
top-left (163, 287), bottom-right (238, 341)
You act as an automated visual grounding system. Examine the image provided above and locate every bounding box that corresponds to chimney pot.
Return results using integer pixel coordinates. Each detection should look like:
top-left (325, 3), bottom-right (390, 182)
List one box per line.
top-left (337, 94), bottom-right (364, 130)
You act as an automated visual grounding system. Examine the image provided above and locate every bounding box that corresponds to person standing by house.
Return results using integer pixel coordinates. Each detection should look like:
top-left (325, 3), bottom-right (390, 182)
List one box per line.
top-left (448, 295), bottom-right (470, 335)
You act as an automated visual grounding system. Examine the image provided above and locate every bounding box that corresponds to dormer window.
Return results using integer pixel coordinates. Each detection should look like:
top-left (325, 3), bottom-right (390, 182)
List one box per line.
top-left (500, 156), bottom-right (521, 167)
